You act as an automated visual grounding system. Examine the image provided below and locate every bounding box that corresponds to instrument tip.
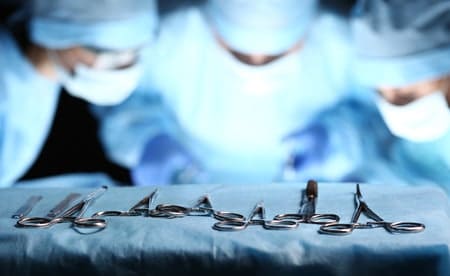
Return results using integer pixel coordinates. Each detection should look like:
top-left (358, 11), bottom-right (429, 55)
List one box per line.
top-left (356, 183), bottom-right (361, 195)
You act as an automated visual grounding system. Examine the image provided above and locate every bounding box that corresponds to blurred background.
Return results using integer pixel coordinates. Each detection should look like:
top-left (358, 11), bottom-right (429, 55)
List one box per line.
top-left (1, 0), bottom-right (448, 189)
top-left (0, 0), bottom-right (356, 184)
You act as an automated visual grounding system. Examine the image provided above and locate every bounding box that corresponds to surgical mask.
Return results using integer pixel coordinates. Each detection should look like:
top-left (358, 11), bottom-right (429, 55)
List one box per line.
top-left (377, 91), bottom-right (450, 142)
top-left (52, 51), bottom-right (141, 106)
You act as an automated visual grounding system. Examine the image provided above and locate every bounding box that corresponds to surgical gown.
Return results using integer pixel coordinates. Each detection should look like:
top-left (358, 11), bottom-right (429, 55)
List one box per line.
top-left (390, 129), bottom-right (450, 192)
top-left (95, 7), bottom-right (355, 184)
top-left (0, 27), bottom-right (60, 187)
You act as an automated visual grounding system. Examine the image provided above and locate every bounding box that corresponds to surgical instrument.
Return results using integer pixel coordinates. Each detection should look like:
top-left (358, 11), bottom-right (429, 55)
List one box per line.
top-left (213, 201), bottom-right (298, 231)
top-left (47, 193), bottom-right (81, 218)
top-left (149, 194), bottom-right (246, 221)
top-left (12, 195), bottom-right (43, 219)
top-left (16, 186), bottom-right (108, 229)
top-left (274, 180), bottom-right (339, 224)
top-left (92, 189), bottom-right (159, 217)
top-left (319, 184), bottom-right (425, 235)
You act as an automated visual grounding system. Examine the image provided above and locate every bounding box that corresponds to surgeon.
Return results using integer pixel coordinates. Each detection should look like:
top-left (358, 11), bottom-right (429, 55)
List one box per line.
top-left (96, 0), bottom-right (355, 185)
top-left (350, 0), bottom-right (450, 188)
top-left (0, 0), bottom-right (158, 187)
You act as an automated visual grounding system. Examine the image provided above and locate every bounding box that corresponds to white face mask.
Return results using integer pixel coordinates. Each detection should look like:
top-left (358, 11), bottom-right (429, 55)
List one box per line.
top-left (53, 52), bottom-right (141, 106)
top-left (377, 91), bottom-right (450, 142)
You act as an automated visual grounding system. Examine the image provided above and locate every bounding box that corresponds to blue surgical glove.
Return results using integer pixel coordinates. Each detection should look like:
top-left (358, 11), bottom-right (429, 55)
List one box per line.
top-left (281, 125), bottom-right (330, 181)
top-left (281, 119), bottom-right (364, 182)
top-left (131, 133), bottom-right (204, 185)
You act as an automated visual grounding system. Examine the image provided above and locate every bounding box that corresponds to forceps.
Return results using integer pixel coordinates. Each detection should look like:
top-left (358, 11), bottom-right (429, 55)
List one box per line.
top-left (150, 195), bottom-right (245, 221)
top-left (273, 180), bottom-right (339, 225)
top-left (213, 201), bottom-right (298, 231)
top-left (16, 186), bottom-right (108, 229)
top-left (92, 189), bottom-right (159, 217)
top-left (319, 184), bottom-right (425, 235)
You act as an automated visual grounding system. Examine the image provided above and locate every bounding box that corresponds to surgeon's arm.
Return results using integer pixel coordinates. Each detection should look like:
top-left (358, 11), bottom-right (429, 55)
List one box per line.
top-left (0, 28), bottom-right (60, 187)
top-left (92, 89), bottom-right (201, 185)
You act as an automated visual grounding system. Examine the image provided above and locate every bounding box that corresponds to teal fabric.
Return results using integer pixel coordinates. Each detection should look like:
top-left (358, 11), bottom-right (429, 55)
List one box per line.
top-left (1, 176), bottom-right (450, 275)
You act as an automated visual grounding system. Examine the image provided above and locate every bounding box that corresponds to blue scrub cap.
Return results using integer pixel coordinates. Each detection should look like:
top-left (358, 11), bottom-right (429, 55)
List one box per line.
top-left (352, 0), bottom-right (450, 87)
top-left (204, 0), bottom-right (319, 55)
top-left (30, 0), bottom-right (158, 50)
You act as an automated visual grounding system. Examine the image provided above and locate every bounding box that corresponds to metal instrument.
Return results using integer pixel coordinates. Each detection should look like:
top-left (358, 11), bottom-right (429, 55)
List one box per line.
top-left (12, 195), bottom-right (43, 219)
top-left (46, 193), bottom-right (81, 218)
top-left (212, 201), bottom-right (298, 231)
top-left (16, 186), bottom-right (108, 229)
top-left (319, 184), bottom-right (425, 235)
top-left (273, 180), bottom-right (339, 225)
top-left (149, 195), bottom-right (246, 221)
top-left (92, 189), bottom-right (159, 217)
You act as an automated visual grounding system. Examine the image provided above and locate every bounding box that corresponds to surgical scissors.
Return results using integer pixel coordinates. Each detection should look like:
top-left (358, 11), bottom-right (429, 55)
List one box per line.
top-left (319, 184), bottom-right (425, 235)
top-left (16, 186), bottom-right (108, 229)
top-left (150, 195), bottom-right (246, 221)
top-left (92, 189), bottom-right (159, 217)
top-left (273, 180), bottom-right (339, 224)
top-left (213, 201), bottom-right (298, 231)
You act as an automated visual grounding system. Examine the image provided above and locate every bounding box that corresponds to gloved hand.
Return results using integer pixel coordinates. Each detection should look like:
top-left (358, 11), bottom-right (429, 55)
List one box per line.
top-left (131, 133), bottom-right (205, 185)
top-left (281, 119), bottom-right (362, 182)
top-left (281, 99), bottom-right (400, 183)
top-left (280, 125), bottom-right (329, 181)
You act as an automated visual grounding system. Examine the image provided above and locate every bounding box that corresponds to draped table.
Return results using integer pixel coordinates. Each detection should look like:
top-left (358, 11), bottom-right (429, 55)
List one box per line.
top-left (1, 174), bottom-right (449, 276)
